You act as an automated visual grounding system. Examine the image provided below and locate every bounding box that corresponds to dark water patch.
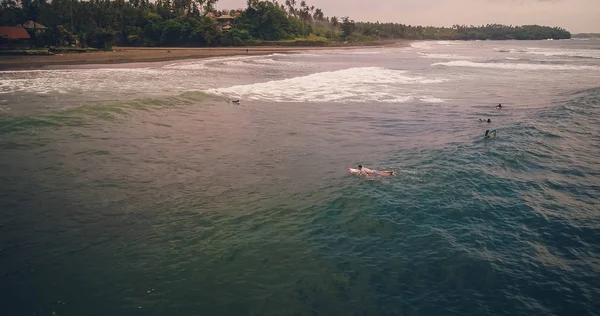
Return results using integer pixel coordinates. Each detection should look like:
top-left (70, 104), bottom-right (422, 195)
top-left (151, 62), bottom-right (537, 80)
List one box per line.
top-left (559, 87), bottom-right (600, 110)
top-left (149, 122), bottom-right (172, 128)
top-left (562, 86), bottom-right (600, 97)
top-left (0, 116), bottom-right (63, 133)
top-left (0, 91), bottom-right (217, 134)
top-left (2, 41), bottom-right (600, 316)
top-left (74, 149), bottom-right (111, 156)
top-left (0, 140), bottom-right (43, 150)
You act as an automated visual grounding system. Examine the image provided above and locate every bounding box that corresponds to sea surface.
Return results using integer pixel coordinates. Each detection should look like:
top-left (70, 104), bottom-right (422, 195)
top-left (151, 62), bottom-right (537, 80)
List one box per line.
top-left (1, 39), bottom-right (599, 316)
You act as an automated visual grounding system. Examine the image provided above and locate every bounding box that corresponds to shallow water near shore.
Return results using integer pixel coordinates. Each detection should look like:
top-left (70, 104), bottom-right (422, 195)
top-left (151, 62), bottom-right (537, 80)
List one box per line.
top-left (1, 40), bottom-right (600, 316)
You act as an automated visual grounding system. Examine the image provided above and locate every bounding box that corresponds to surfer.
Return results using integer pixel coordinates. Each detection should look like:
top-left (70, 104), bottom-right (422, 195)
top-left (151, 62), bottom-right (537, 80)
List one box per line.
top-left (479, 118), bottom-right (491, 123)
top-left (351, 165), bottom-right (396, 176)
top-left (496, 103), bottom-right (502, 109)
top-left (485, 129), bottom-right (496, 139)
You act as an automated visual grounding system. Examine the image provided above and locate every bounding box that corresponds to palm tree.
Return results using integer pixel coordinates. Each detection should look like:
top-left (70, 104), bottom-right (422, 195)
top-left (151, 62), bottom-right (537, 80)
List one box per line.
top-left (284, 0), bottom-right (296, 16)
top-left (313, 8), bottom-right (324, 21)
top-left (330, 16), bottom-right (338, 27)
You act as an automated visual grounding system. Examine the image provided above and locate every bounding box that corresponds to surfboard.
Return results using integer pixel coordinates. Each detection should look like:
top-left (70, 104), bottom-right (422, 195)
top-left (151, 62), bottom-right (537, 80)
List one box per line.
top-left (348, 168), bottom-right (361, 174)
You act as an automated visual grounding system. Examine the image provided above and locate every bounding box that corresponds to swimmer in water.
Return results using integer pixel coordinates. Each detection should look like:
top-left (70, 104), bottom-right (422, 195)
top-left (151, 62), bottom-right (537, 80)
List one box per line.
top-left (496, 103), bottom-right (502, 109)
top-left (357, 165), bottom-right (396, 176)
top-left (485, 129), bottom-right (496, 139)
top-left (479, 118), bottom-right (491, 123)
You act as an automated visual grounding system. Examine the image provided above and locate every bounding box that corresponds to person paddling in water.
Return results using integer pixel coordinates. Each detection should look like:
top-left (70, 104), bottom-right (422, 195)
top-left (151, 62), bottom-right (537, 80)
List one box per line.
top-left (355, 165), bottom-right (396, 176)
top-left (496, 103), bottom-right (502, 109)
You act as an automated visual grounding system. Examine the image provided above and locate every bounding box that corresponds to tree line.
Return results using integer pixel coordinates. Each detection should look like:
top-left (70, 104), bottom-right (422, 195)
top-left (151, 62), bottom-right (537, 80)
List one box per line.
top-left (0, 0), bottom-right (571, 50)
top-left (572, 33), bottom-right (600, 38)
top-left (349, 22), bottom-right (571, 40)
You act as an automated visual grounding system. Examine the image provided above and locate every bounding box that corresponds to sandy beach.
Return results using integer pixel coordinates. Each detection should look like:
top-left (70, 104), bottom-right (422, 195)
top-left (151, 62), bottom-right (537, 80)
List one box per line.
top-left (0, 41), bottom-right (409, 70)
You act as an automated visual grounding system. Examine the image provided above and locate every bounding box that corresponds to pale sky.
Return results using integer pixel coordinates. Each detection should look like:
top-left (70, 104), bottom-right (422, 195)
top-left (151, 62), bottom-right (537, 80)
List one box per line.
top-left (216, 0), bottom-right (600, 33)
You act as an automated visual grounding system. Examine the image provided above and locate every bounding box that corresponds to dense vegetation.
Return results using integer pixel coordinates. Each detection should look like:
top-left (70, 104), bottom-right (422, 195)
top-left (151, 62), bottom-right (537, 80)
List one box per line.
top-left (352, 23), bottom-right (571, 41)
top-left (0, 0), bottom-right (571, 49)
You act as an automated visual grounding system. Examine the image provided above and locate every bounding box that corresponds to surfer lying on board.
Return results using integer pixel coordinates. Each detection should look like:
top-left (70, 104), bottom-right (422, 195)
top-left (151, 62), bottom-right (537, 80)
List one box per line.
top-left (349, 165), bottom-right (396, 176)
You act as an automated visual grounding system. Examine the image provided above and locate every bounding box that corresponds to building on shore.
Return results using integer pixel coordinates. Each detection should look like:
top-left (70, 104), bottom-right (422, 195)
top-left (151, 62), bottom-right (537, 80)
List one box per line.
top-left (0, 26), bottom-right (31, 49)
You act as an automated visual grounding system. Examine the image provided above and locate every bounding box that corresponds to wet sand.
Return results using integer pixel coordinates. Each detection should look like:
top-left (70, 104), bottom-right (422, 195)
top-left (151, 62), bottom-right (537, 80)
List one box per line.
top-left (0, 42), bottom-right (409, 70)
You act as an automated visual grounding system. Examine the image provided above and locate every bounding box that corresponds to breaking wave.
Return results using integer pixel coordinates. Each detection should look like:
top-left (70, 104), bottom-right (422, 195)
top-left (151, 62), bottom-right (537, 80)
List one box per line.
top-left (432, 60), bottom-right (599, 71)
top-left (207, 67), bottom-right (447, 103)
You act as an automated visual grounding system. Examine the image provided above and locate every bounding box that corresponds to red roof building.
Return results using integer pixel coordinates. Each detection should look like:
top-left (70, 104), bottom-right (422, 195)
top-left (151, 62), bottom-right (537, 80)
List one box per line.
top-left (0, 26), bottom-right (31, 49)
top-left (0, 27), bottom-right (31, 39)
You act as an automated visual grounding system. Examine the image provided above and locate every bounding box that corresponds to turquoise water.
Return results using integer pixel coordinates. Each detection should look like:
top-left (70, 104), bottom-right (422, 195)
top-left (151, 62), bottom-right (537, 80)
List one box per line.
top-left (1, 40), bottom-right (600, 316)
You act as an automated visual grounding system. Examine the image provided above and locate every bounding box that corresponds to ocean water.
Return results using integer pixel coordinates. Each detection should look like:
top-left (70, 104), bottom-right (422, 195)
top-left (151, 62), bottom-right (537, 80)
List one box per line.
top-left (1, 40), bottom-right (599, 316)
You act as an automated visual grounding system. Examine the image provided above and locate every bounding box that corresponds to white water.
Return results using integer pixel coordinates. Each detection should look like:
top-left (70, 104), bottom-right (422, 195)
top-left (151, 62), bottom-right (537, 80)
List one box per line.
top-left (432, 60), bottom-right (599, 71)
top-left (0, 68), bottom-right (178, 95)
top-left (418, 52), bottom-right (476, 60)
top-left (2, 40), bottom-right (599, 116)
top-left (526, 49), bottom-right (600, 59)
top-left (207, 67), bottom-right (448, 103)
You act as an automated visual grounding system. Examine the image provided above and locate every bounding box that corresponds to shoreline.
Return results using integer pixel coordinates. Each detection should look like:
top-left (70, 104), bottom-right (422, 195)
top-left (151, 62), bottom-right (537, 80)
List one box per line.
top-left (0, 41), bottom-right (410, 71)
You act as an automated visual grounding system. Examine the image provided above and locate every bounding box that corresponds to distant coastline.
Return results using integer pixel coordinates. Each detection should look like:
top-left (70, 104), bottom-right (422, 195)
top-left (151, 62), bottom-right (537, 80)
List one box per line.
top-left (0, 0), bottom-right (572, 60)
top-left (572, 33), bottom-right (600, 38)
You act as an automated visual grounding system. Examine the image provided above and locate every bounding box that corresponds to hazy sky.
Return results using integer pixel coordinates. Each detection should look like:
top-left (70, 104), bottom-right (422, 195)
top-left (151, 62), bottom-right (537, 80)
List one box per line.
top-left (216, 0), bottom-right (599, 33)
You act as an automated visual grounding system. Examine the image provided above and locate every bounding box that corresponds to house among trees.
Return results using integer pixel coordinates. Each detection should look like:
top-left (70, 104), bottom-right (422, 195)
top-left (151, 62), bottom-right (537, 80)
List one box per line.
top-left (216, 14), bottom-right (236, 32)
top-left (217, 14), bottom-right (235, 22)
top-left (15, 20), bottom-right (47, 31)
top-left (15, 21), bottom-right (47, 44)
top-left (0, 26), bottom-right (31, 49)
top-left (203, 11), bottom-right (236, 31)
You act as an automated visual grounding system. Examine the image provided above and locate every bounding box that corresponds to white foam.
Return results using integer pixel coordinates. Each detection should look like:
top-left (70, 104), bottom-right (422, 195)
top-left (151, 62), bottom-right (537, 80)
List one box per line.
top-left (328, 50), bottom-right (382, 55)
top-left (249, 58), bottom-right (313, 69)
top-left (163, 54), bottom-right (269, 70)
top-left (420, 96), bottom-right (445, 103)
top-left (436, 41), bottom-right (463, 45)
top-left (251, 58), bottom-right (285, 64)
top-left (411, 42), bottom-right (432, 50)
top-left (494, 48), bottom-right (527, 53)
top-left (0, 67), bottom-right (206, 95)
top-left (418, 52), bottom-right (476, 59)
top-left (162, 53), bottom-right (323, 73)
top-left (432, 60), bottom-right (599, 71)
top-left (207, 67), bottom-right (447, 103)
top-left (526, 49), bottom-right (600, 59)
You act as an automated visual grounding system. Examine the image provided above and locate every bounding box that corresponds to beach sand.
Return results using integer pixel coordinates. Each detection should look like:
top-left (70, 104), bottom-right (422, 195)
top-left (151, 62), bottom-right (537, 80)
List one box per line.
top-left (0, 41), bottom-right (409, 70)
